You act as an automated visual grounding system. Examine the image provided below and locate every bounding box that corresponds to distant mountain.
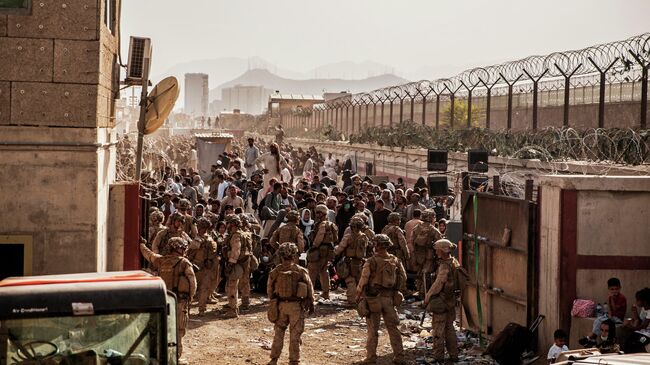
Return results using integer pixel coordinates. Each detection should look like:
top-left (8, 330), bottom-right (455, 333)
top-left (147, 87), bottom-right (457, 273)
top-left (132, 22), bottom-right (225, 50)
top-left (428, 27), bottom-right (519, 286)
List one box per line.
top-left (209, 68), bottom-right (409, 101)
top-left (152, 56), bottom-right (301, 89)
top-left (307, 61), bottom-right (397, 80)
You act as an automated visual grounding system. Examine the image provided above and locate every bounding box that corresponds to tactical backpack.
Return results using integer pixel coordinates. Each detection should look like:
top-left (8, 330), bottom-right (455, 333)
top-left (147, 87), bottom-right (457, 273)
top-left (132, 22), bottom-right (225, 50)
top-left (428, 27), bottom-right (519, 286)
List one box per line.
top-left (413, 225), bottom-right (432, 247)
top-left (275, 266), bottom-right (308, 300)
top-left (370, 256), bottom-right (399, 289)
top-left (159, 256), bottom-right (189, 297)
top-left (324, 222), bottom-right (338, 243)
top-left (346, 233), bottom-right (367, 259)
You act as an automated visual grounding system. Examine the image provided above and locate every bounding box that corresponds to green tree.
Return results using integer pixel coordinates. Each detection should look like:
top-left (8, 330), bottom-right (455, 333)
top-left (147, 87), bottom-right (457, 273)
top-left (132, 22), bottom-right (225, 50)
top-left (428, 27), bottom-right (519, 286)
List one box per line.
top-left (440, 100), bottom-right (483, 129)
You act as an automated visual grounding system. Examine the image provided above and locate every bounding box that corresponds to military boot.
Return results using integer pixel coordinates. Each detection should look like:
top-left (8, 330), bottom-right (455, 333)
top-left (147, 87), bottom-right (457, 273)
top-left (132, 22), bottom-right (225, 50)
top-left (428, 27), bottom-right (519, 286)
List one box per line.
top-left (240, 297), bottom-right (250, 309)
top-left (223, 308), bottom-right (239, 319)
top-left (267, 358), bottom-right (278, 365)
top-left (361, 356), bottom-right (377, 364)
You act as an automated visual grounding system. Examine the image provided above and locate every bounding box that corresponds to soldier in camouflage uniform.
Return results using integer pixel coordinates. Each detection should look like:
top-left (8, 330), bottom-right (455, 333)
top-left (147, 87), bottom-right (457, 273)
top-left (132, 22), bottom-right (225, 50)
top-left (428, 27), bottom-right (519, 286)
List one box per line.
top-left (409, 209), bottom-right (441, 297)
top-left (307, 204), bottom-right (338, 299)
top-left (188, 217), bottom-right (218, 316)
top-left (356, 234), bottom-right (407, 365)
top-left (223, 214), bottom-right (253, 317)
top-left (424, 239), bottom-right (462, 363)
top-left (270, 210), bottom-right (305, 252)
top-left (382, 212), bottom-right (410, 267)
top-left (267, 242), bottom-right (314, 365)
top-left (152, 212), bottom-right (191, 255)
top-left (140, 237), bottom-right (196, 362)
top-left (334, 216), bottom-right (370, 305)
top-left (175, 198), bottom-right (198, 238)
top-left (148, 209), bottom-right (166, 245)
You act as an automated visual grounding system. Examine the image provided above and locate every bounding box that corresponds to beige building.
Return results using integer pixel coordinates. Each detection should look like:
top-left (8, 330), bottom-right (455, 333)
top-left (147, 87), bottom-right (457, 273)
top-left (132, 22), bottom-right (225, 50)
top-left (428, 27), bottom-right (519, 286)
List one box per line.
top-left (0, 0), bottom-right (121, 277)
top-left (221, 84), bottom-right (272, 115)
top-left (184, 73), bottom-right (208, 117)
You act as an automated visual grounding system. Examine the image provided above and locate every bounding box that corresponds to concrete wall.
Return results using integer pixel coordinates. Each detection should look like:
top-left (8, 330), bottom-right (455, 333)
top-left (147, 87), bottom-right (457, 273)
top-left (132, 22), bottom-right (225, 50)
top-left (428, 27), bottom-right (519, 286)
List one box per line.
top-left (279, 136), bottom-right (649, 188)
top-left (537, 176), bottom-right (650, 353)
top-left (0, 0), bottom-right (120, 275)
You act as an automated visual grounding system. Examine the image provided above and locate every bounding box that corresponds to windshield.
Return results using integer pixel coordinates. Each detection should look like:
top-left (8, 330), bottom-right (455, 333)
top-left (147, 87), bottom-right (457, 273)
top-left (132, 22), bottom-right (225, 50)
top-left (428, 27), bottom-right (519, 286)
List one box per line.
top-left (1, 312), bottom-right (161, 365)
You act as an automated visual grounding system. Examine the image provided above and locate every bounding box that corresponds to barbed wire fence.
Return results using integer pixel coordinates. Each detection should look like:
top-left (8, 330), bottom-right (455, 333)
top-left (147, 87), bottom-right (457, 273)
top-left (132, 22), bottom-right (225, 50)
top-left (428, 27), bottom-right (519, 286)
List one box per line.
top-left (279, 33), bottom-right (650, 135)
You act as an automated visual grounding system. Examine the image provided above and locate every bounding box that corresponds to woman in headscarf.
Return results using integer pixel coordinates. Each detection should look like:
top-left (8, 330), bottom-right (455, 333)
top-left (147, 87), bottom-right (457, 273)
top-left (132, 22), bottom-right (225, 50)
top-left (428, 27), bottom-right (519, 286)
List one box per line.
top-left (381, 189), bottom-right (394, 211)
top-left (299, 208), bottom-right (315, 250)
top-left (256, 142), bottom-right (287, 188)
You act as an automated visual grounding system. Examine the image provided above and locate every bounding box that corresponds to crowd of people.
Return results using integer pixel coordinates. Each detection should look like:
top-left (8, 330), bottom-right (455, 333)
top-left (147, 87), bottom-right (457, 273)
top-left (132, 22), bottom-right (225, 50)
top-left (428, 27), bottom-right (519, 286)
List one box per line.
top-left (138, 134), bottom-right (460, 365)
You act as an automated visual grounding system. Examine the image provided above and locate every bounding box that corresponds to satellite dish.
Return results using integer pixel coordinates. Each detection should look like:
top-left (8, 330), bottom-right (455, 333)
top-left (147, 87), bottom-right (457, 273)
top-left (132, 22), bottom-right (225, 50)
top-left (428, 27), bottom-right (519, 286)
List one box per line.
top-left (144, 76), bottom-right (180, 135)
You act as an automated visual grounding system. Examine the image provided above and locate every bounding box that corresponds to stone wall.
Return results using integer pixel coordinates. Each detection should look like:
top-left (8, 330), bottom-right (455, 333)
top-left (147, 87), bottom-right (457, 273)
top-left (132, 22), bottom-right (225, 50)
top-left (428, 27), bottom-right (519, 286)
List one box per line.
top-left (0, 0), bottom-right (120, 275)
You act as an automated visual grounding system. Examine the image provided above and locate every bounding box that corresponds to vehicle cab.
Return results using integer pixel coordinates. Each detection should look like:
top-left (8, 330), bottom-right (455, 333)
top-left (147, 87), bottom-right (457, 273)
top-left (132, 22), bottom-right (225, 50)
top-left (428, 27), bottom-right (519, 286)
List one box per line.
top-left (0, 271), bottom-right (179, 365)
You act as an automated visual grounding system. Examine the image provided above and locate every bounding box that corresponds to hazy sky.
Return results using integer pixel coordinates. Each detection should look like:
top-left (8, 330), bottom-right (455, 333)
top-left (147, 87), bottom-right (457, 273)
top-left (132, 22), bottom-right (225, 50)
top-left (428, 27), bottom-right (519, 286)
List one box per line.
top-left (121, 0), bottom-right (650, 80)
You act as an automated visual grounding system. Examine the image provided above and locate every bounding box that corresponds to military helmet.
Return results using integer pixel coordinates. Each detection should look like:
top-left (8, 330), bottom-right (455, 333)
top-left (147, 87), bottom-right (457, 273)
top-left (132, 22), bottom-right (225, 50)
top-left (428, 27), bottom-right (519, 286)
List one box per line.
top-left (286, 210), bottom-right (300, 222)
top-left (225, 214), bottom-right (241, 226)
top-left (150, 210), bottom-right (165, 224)
top-left (238, 213), bottom-right (250, 225)
top-left (422, 209), bottom-right (436, 222)
top-left (373, 234), bottom-right (393, 248)
top-left (178, 198), bottom-right (191, 210)
top-left (353, 213), bottom-right (368, 223)
top-left (169, 212), bottom-right (185, 223)
top-left (434, 238), bottom-right (456, 253)
top-left (204, 212), bottom-right (218, 224)
top-left (278, 242), bottom-right (299, 259)
top-left (168, 237), bottom-right (188, 252)
top-left (196, 217), bottom-right (212, 230)
top-left (388, 212), bottom-right (401, 224)
top-left (315, 204), bottom-right (328, 215)
top-left (350, 216), bottom-right (365, 229)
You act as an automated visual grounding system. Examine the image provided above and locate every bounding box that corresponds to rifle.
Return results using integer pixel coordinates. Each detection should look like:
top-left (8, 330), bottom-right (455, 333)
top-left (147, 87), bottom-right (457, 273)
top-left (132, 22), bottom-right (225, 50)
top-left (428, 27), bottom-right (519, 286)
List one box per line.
top-left (420, 271), bottom-right (427, 326)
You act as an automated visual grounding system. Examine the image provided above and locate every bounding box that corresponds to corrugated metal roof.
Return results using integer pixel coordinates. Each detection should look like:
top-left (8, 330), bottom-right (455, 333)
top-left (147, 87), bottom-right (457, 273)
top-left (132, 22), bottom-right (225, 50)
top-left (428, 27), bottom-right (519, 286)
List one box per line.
top-left (269, 94), bottom-right (324, 101)
top-left (194, 132), bottom-right (234, 139)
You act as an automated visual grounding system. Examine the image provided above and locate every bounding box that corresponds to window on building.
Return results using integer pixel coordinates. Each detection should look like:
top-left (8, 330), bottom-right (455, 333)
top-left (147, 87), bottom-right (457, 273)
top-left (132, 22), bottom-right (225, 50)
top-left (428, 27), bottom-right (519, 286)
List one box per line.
top-left (0, 0), bottom-right (30, 13)
top-left (104, 0), bottom-right (116, 33)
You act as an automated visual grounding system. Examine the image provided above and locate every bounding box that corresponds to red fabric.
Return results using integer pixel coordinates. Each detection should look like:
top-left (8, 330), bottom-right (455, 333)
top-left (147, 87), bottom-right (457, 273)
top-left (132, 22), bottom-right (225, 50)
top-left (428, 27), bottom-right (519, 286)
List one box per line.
top-left (610, 293), bottom-right (627, 319)
top-left (571, 299), bottom-right (596, 318)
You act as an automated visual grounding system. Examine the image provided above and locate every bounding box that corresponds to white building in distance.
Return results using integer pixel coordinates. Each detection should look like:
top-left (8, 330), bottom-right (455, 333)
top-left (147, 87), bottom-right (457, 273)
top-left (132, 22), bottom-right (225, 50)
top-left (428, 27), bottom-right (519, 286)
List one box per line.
top-left (184, 73), bottom-right (209, 117)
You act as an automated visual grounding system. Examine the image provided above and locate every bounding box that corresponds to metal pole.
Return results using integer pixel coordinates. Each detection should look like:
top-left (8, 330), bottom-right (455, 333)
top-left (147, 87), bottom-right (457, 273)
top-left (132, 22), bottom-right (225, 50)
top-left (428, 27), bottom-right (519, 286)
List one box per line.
top-left (467, 89), bottom-right (473, 128)
top-left (629, 50), bottom-right (649, 129)
top-left (410, 96), bottom-right (415, 121)
top-left (134, 61), bottom-right (150, 181)
top-left (486, 88), bottom-right (492, 130)
top-left (435, 93), bottom-right (440, 130)
top-left (389, 97), bottom-right (394, 127)
top-left (499, 73), bottom-right (523, 130)
top-left (588, 57), bottom-right (619, 129)
top-left (450, 93), bottom-right (455, 128)
top-left (523, 69), bottom-right (549, 131)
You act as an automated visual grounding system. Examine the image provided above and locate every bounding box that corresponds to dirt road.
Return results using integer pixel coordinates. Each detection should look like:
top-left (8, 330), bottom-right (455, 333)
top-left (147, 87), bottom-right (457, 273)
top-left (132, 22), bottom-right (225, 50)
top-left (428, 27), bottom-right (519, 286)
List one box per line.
top-left (183, 291), bottom-right (443, 365)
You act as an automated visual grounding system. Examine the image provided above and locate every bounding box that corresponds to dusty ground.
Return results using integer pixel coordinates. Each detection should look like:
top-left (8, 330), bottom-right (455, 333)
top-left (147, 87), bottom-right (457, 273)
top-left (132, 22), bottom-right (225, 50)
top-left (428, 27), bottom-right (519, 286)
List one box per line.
top-left (183, 290), bottom-right (447, 365)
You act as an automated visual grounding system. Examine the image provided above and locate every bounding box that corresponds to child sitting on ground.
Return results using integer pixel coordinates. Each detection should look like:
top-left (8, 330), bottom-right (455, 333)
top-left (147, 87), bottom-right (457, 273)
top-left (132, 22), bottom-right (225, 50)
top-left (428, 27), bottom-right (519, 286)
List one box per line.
top-left (548, 329), bottom-right (569, 363)
top-left (580, 277), bottom-right (627, 345)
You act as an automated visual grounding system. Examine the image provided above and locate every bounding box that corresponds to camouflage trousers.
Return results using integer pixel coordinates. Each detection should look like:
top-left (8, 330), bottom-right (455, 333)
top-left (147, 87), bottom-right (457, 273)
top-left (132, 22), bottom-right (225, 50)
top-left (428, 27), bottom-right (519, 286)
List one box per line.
top-left (431, 310), bottom-right (458, 361)
top-left (270, 301), bottom-right (305, 363)
top-left (307, 260), bottom-right (330, 298)
top-left (197, 267), bottom-right (218, 312)
top-left (225, 262), bottom-right (251, 313)
top-left (343, 258), bottom-right (364, 305)
top-left (177, 299), bottom-right (189, 356)
top-left (365, 296), bottom-right (404, 362)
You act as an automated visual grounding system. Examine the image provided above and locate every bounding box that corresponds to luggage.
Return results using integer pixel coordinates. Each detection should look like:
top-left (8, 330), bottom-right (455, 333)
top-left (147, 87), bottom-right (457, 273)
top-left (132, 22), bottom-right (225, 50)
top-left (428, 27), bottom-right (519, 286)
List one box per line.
top-left (484, 315), bottom-right (545, 365)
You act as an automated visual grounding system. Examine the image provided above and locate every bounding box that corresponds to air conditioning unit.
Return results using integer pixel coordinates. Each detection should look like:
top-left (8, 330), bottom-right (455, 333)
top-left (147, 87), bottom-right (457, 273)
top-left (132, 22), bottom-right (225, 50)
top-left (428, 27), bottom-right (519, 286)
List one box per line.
top-left (125, 36), bottom-right (152, 84)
